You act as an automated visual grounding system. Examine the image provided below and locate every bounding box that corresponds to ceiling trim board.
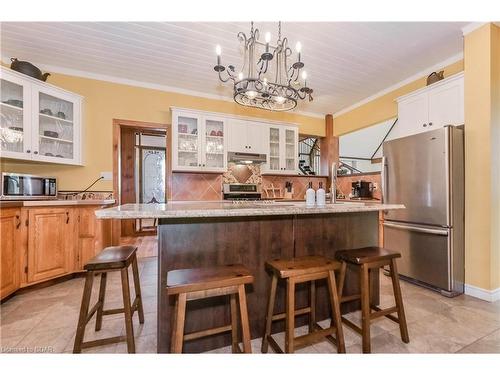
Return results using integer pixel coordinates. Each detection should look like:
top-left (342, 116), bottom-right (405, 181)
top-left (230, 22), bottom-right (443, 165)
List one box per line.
top-left (0, 56), bottom-right (325, 119)
top-left (461, 22), bottom-right (488, 36)
top-left (332, 52), bottom-right (464, 118)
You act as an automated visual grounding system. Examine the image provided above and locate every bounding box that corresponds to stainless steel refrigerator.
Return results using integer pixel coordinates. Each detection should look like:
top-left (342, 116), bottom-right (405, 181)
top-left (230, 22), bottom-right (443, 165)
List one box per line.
top-left (382, 125), bottom-right (464, 297)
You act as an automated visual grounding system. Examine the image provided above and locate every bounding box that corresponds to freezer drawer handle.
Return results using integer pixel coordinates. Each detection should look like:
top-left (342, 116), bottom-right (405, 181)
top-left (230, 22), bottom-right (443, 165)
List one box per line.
top-left (383, 222), bottom-right (448, 236)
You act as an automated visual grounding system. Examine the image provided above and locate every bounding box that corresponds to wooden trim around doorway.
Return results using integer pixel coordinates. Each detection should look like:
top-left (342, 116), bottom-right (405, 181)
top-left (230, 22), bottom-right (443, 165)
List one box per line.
top-left (111, 119), bottom-right (172, 244)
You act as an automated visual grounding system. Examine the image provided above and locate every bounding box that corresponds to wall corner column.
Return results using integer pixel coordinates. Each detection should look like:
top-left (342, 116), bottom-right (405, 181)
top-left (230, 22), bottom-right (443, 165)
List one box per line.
top-left (320, 114), bottom-right (339, 188)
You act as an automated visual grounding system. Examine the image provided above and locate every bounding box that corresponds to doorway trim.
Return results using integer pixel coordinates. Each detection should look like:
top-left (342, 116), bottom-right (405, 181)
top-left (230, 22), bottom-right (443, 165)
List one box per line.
top-left (111, 119), bottom-right (172, 244)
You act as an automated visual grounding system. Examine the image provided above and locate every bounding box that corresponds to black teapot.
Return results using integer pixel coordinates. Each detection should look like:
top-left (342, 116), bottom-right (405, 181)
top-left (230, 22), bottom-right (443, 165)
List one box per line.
top-left (10, 58), bottom-right (50, 81)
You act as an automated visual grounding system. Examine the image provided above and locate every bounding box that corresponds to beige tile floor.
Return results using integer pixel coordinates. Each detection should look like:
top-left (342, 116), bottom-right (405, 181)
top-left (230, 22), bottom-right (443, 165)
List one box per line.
top-left (1, 256), bottom-right (499, 354)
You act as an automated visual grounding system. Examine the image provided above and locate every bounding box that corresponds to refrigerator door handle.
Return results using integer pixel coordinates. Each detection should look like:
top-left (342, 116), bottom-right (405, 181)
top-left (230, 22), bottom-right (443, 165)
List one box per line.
top-left (383, 222), bottom-right (449, 236)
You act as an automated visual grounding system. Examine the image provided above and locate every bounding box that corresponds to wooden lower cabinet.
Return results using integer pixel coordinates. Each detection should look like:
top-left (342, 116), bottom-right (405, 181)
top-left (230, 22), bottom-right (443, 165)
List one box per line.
top-left (27, 207), bottom-right (77, 283)
top-left (0, 208), bottom-right (22, 299)
top-left (0, 204), bottom-right (111, 299)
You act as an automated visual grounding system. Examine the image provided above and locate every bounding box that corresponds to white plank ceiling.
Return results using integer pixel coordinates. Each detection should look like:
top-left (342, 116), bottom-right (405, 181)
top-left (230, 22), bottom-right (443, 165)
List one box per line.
top-left (0, 22), bottom-right (467, 116)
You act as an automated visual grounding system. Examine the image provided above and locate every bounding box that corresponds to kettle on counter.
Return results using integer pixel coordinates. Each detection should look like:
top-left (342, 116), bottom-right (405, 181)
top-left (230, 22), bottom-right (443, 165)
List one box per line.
top-left (10, 58), bottom-right (50, 81)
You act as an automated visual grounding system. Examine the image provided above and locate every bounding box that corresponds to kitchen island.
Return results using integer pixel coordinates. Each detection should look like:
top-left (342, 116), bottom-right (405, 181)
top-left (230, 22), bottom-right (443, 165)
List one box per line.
top-left (96, 201), bottom-right (404, 353)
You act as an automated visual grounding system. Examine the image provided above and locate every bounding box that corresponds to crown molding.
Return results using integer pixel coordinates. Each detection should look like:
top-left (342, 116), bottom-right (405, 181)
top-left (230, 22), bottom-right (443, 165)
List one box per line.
top-left (1, 57), bottom-right (325, 119)
top-left (461, 22), bottom-right (488, 36)
top-left (332, 52), bottom-right (464, 118)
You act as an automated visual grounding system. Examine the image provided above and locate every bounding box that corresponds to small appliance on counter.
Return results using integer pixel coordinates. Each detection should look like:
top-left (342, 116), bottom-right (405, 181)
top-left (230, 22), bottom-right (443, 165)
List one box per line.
top-left (223, 183), bottom-right (262, 200)
top-left (351, 180), bottom-right (373, 199)
top-left (1, 173), bottom-right (57, 200)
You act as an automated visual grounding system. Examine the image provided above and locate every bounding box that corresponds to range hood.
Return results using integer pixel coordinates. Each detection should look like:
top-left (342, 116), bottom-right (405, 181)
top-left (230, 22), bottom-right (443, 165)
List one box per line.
top-left (227, 151), bottom-right (267, 164)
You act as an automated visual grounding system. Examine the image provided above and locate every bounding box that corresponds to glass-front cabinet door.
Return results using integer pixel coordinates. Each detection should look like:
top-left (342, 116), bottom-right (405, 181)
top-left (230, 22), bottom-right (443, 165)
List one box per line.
top-left (0, 71), bottom-right (31, 160)
top-left (202, 117), bottom-right (225, 171)
top-left (173, 112), bottom-right (201, 171)
top-left (283, 127), bottom-right (298, 172)
top-left (268, 126), bottom-right (281, 172)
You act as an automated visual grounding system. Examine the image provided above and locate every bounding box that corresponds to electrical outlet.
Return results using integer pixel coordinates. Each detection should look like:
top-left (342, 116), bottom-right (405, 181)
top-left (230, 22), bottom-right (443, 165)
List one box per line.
top-left (100, 172), bottom-right (112, 181)
top-left (372, 182), bottom-right (378, 190)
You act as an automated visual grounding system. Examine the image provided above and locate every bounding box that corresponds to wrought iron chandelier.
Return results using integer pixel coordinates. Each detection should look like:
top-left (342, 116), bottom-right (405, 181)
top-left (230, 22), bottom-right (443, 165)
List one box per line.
top-left (213, 21), bottom-right (313, 112)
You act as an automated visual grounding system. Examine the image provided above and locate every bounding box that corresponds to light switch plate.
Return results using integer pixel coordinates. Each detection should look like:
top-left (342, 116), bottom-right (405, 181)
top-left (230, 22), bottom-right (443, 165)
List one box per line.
top-left (100, 172), bottom-right (112, 181)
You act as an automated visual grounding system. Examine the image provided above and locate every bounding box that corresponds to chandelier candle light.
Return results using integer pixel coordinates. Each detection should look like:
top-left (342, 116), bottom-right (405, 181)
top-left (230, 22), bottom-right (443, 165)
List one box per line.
top-left (214, 21), bottom-right (313, 112)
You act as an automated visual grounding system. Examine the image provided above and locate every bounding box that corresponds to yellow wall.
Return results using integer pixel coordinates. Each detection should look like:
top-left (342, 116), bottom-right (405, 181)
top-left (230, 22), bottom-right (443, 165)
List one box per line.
top-left (333, 60), bottom-right (464, 136)
top-left (0, 73), bottom-right (324, 191)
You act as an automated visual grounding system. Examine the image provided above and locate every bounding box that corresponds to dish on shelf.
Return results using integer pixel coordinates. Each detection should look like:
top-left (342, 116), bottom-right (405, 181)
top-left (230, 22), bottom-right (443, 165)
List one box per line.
top-left (44, 152), bottom-right (54, 156)
top-left (56, 111), bottom-right (66, 119)
top-left (8, 126), bottom-right (23, 132)
top-left (40, 108), bottom-right (53, 116)
top-left (3, 99), bottom-right (23, 108)
top-left (43, 130), bottom-right (59, 138)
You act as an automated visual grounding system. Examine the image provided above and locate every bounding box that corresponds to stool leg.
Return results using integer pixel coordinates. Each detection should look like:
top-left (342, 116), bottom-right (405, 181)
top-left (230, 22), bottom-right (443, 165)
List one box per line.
top-left (95, 272), bottom-right (107, 331)
top-left (285, 278), bottom-right (295, 354)
top-left (337, 261), bottom-right (347, 300)
top-left (131, 255), bottom-right (145, 324)
top-left (309, 280), bottom-right (316, 333)
top-left (389, 259), bottom-right (409, 343)
top-left (360, 264), bottom-right (371, 353)
top-left (73, 272), bottom-right (94, 353)
top-left (121, 267), bottom-right (135, 353)
top-left (171, 293), bottom-right (187, 353)
top-left (261, 273), bottom-right (278, 353)
top-left (237, 284), bottom-right (252, 353)
top-left (327, 270), bottom-right (346, 353)
top-left (230, 293), bottom-right (239, 353)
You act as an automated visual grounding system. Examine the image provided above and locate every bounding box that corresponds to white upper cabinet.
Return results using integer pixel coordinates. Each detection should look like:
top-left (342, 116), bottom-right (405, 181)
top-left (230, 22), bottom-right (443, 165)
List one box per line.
top-left (172, 107), bottom-right (299, 174)
top-left (172, 109), bottom-right (227, 172)
top-left (227, 119), bottom-right (268, 154)
top-left (262, 125), bottom-right (299, 174)
top-left (395, 73), bottom-right (464, 139)
top-left (0, 68), bottom-right (83, 165)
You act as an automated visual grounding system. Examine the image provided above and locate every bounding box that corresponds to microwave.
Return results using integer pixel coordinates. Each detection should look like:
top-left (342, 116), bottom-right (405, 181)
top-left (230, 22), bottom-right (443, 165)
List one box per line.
top-left (1, 173), bottom-right (57, 200)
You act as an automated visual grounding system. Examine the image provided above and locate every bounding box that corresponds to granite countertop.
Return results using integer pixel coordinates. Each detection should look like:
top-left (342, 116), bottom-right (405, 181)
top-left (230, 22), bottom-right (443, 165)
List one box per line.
top-left (0, 199), bottom-right (115, 208)
top-left (95, 201), bottom-right (404, 219)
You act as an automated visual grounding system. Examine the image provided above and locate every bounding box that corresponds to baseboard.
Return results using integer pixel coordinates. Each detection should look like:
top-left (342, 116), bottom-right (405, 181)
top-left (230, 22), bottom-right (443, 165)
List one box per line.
top-left (464, 284), bottom-right (500, 302)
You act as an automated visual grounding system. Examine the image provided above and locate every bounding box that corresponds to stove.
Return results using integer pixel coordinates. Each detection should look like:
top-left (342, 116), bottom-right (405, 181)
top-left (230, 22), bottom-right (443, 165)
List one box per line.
top-left (223, 183), bottom-right (262, 200)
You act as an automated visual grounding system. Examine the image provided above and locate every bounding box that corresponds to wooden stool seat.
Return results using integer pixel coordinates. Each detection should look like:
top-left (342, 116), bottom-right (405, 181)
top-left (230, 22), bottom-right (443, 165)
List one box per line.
top-left (335, 246), bottom-right (401, 265)
top-left (266, 255), bottom-right (341, 278)
top-left (167, 264), bottom-right (253, 295)
top-left (262, 255), bottom-right (346, 354)
top-left (167, 265), bottom-right (254, 353)
top-left (84, 245), bottom-right (137, 271)
top-left (335, 246), bottom-right (409, 353)
top-left (73, 245), bottom-right (145, 353)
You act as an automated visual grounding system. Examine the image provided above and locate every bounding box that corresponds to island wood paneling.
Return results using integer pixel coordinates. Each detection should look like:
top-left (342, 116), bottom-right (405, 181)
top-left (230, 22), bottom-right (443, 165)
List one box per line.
top-left (157, 211), bottom-right (379, 353)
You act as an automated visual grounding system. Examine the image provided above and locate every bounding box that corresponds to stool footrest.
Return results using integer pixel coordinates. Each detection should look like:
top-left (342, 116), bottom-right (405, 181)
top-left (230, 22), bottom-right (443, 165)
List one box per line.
top-left (341, 316), bottom-right (362, 335)
top-left (340, 294), bottom-right (361, 303)
top-left (271, 307), bottom-right (311, 322)
top-left (370, 305), bottom-right (400, 323)
top-left (80, 335), bottom-right (127, 349)
top-left (183, 324), bottom-right (233, 342)
top-left (294, 326), bottom-right (337, 350)
top-left (267, 336), bottom-right (284, 354)
top-left (85, 301), bottom-right (102, 324)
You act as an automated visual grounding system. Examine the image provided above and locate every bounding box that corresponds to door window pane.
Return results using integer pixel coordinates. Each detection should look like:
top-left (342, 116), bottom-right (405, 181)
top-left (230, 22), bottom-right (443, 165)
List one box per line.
top-left (1, 79), bottom-right (25, 153)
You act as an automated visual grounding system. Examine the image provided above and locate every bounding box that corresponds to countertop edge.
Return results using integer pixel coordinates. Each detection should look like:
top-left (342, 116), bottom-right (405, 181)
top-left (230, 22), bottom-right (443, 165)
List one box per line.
top-left (95, 203), bottom-right (404, 220)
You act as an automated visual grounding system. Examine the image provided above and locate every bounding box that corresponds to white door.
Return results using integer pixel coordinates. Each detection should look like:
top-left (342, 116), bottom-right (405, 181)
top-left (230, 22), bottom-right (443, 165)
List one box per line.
top-left (428, 78), bottom-right (464, 129)
top-left (266, 125), bottom-right (282, 173)
top-left (32, 84), bottom-right (81, 165)
top-left (0, 70), bottom-right (32, 160)
top-left (172, 112), bottom-right (202, 171)
top-left (228, 120), bottom-right (250, 153)
top-left (282, 127), bottom-right (298, 173)
top-left (202, 116), bottom-right (226, 171)
top-left (396, 93), bottom-right (429, 139)
top-left (247, 122), bottom-right (268, 154)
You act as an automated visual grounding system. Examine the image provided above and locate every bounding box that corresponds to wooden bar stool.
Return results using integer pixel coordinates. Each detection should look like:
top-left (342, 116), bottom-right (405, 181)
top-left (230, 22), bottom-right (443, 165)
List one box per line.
top-left (261, 255), bottom-right (346, 354)
top-left (73, 245), bottom-right (145, 353)
top-left (335, 247), bottom-right (409, 353)
top-left (167, 264), bottom-right (254, 353)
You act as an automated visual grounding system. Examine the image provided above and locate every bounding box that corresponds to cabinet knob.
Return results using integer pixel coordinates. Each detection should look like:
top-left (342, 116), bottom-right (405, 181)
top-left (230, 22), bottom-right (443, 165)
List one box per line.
top-left (26, 150), bottom-right (31, 153)
top-left (198, 164), bottom-right (201, 167)
top-left (249, 146), bottom-right (251, 149)
top-left (423, 123), bottom-right (427, 127)
top-left (34, 151), bottom-right (38, 155)
top-left (203, 164), bottom-right (206, 167)
top-left (429, 122), bottom-right (433, 126)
